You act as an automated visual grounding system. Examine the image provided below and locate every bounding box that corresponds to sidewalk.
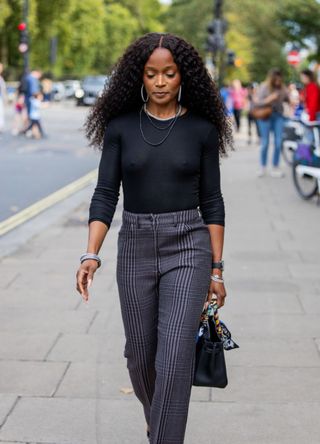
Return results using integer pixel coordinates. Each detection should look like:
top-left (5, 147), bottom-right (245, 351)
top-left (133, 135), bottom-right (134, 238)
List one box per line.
top-left (0, 127), bottom-right (319, 444)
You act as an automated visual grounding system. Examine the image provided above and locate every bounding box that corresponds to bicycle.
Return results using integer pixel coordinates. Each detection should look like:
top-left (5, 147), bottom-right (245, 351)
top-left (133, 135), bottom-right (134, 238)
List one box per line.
top-left (281, 118), bottom-right (304, 165)
top-left (292, 120), bottom-right (320, 202)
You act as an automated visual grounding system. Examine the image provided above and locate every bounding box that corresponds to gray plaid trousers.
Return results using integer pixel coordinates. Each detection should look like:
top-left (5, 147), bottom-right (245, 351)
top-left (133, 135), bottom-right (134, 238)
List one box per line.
top-left (116, 208), bottom-right (212, 444)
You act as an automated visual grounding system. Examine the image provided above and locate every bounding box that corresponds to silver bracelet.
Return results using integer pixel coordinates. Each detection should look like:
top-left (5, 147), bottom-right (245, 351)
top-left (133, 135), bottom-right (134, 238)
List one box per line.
top-left (210, 274), bottom-right (224, 284)
top-left (80, 253), bottom-right (101, 268)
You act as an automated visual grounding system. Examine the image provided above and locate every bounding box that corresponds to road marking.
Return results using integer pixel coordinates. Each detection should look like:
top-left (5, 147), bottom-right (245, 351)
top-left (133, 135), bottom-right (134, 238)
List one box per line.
top-left (0, 169), bottom-right (98, 237)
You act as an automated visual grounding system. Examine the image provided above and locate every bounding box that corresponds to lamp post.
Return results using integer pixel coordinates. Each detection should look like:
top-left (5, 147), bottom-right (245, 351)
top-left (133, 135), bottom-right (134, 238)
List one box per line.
top-left (22, 0), bottom-right (29, 73)
top-left (206, 0), bottom-right (227, 85)
top-left (17, 0), bottom-right (29, 74)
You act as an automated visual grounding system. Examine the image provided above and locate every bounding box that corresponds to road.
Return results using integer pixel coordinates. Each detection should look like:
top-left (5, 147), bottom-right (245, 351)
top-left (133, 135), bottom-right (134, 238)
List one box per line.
top-left (0, 101), bottom-right (99, 222)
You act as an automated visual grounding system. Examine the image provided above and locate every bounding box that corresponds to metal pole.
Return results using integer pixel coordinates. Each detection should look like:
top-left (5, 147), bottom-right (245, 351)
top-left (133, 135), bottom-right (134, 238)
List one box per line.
top-left (214, 0), bottom-right (225, 87)
top-left (23, 0), bottom-right (29, 73)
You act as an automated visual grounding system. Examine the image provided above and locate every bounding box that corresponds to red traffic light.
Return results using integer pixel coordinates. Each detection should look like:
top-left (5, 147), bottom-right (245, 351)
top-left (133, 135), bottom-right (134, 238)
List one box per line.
top-left (17, 22), bottom-right (26, 31)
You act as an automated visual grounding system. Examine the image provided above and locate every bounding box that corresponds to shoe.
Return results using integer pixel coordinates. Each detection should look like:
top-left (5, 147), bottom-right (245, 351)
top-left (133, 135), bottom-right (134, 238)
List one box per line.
top-left (269, 167), bottom-right (285, 178)
top-left (256, 167), bottom-right (266, 177)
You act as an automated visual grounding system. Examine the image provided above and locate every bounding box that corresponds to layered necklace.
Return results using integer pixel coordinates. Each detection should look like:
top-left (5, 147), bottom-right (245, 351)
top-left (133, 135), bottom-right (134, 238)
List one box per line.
top-left (139, 103), bottom-right (182, 147)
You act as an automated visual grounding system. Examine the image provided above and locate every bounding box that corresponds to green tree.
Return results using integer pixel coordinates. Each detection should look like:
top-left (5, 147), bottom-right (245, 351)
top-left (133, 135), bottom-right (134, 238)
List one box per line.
top-left (29, 0), bottom-right (106, 76)
top-left (0, 0), bottom-right (165, 78)
top-left (96, 3), bottom-right (139, 71)
top-left (224, 0), bottom-right (289, 82)
top-left (164, 0), bottom-right (295, 82)
top-left (164, 0), bottom-right (211, 54)
top-left (277, 0), bottom-right (320, 58)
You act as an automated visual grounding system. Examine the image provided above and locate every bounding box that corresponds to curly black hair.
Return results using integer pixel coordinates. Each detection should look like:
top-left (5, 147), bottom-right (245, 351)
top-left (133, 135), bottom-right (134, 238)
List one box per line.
top-left (85, 32), bottom-right (233, 156)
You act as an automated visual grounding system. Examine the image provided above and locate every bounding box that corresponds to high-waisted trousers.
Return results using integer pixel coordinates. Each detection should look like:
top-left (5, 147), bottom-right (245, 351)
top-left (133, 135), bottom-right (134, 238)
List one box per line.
top-left (116, 208), bottom-right (212, 444)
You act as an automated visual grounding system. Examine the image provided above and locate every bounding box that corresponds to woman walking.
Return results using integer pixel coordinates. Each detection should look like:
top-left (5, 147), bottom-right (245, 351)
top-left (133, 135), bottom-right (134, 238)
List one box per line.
top-left (300, 69), bottom-right (320, 122)
top-left (230, 79), bottom-right (247, 132)
top-left (255, 68), bottom-right (288, 177)
top-left (76, 33), bottom-right (232, 444)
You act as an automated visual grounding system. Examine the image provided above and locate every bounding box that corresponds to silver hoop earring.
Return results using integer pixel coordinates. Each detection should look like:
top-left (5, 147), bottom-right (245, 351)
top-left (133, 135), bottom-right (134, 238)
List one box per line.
top-left (177, 85), bottom-right (182, 103)
top-left (141, 84), bottom-right (149, 103)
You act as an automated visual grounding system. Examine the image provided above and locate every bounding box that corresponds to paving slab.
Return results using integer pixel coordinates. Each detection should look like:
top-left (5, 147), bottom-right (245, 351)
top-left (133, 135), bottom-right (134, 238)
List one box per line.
top-left (0, 309), bottom-right (95, 335)
top-left (221, 291), bottom-right (303, 314)
top-left (212, 366), bottom-right (320, 403)
top-left (223, 337), bottom-right (320, 367)
top-left (0, 333), bottom-right (58, 361)
top-left (0, 395), bottom-right (17, 427)
top-left (0, 361), bottom-right (68, 396)
top-left (185, 401), bottom-right (320, 444)
top-left (0, 397), bottom-right (147, 444)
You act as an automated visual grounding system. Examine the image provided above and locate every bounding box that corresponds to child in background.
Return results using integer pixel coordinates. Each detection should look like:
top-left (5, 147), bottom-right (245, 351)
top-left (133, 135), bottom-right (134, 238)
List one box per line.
top-left (12, 93), bottom-right (27, 135)
top-left (22, 92), bottom-right (46, 139)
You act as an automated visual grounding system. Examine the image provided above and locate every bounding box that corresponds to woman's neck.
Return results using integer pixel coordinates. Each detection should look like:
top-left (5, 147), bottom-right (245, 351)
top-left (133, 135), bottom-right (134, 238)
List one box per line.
top-left (145, 101), bottom-right (179, 119)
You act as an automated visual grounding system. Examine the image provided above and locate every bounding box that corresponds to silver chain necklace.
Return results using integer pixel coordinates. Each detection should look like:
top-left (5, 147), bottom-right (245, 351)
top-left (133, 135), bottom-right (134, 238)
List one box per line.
top-left (143, 103), bottom-right (182, 130)
top-left (139, 104), bottom-right (182, 147)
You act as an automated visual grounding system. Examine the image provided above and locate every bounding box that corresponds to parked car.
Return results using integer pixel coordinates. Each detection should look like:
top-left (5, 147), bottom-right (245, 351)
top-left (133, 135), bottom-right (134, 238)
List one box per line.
top-left (75, 76), bottom-right (108, 106)
top-left (52, 82), bottom-right (66, 101)
top-left (63, 80), bottom-right (81, 99)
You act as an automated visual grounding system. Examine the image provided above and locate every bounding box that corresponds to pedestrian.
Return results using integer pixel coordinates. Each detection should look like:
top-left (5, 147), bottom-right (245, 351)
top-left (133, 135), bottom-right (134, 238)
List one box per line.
top-left (300, 69), bottom-right (320, 122)
top-left (230, 79), bottom-right (247, 131)
top-left (254, 68), bottom-right (289, 178)
top-left (287, 82), bottom-right (300, 117)
top-left (11, 92), bottom-right (26, 135)
top-left (23, 69), bottom-right (42, 119)
top-left (41, 75), bottom-right (53, 106)
top-left (220, 82), bottom-right (234, 118)
top-left (22, 92), bottom-right (46, 139)
top-left (247, 82), bottom-right (260, 144)
top-left (0, 62), bottom-right (7, 134)
top-left (76, 32), bottom-right (232, 444)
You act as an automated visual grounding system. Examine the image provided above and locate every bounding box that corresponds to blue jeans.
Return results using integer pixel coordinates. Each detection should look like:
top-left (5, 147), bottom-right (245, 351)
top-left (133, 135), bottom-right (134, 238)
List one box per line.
top-left (257, 112), bottom-right (285, 167)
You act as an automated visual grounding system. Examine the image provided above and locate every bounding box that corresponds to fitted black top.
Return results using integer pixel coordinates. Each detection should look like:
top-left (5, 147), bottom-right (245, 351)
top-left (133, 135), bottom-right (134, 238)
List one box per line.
top-left (88, 109), bottom-right (225, 228)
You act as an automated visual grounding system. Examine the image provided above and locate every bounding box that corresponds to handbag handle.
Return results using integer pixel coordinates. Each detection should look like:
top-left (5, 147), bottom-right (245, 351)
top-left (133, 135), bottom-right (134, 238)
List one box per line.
top-left (200, 299), bottom-right (223, 338)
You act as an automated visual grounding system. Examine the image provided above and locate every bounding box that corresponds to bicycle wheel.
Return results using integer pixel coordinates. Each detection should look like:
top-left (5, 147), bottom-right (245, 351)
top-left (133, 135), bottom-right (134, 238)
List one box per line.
top-left (281, 141), bottom-right (295, 165)
top-left (292, 162), bottom-right (318, 199)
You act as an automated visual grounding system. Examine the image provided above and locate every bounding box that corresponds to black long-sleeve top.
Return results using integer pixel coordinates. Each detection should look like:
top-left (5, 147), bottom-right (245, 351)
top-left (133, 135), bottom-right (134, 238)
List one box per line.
top-left (88, 109), bottom-right (225, 229)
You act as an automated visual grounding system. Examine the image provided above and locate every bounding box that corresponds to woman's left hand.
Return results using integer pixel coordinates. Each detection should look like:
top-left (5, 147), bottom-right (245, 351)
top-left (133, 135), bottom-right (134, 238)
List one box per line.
top-left (206, 280), bottom-right (227, 309)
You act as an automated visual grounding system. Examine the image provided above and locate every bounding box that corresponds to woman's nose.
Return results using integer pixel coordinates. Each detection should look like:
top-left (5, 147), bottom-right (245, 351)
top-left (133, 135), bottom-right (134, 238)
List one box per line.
top-left (155, 75), bottom-right (166, 87)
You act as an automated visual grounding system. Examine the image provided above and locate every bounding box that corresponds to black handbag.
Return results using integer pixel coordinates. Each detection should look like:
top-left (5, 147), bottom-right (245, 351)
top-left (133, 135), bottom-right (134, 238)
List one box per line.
top-left (193, 300), bottom-right (239, 388)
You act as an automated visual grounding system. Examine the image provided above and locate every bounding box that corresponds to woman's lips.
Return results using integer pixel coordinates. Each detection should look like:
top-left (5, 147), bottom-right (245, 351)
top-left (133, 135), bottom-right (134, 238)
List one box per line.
top-left (153, 92), bottom-right (169, 97)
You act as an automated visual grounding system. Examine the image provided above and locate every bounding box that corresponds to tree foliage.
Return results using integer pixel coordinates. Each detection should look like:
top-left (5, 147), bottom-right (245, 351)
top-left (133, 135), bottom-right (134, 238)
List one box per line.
top-left (0, 0), bottom-right (164, 78)
top-left (277, 0), bottom-right (320, 57)
top-left (1, 0), bottom-right (320, 81)
top-left (164, 0), bottom-right (320, 82)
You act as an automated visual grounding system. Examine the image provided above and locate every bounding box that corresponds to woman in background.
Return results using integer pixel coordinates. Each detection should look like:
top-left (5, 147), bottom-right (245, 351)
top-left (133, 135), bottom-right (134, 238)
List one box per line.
top-left (230, 79), bottom-right (247, 132)
top-left (255, 68), bottom-right (288, 178)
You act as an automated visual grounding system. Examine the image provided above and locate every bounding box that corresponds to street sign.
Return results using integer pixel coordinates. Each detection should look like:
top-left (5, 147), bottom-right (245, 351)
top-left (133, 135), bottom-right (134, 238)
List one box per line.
top-left (287, 50), bottom-right (300, 66)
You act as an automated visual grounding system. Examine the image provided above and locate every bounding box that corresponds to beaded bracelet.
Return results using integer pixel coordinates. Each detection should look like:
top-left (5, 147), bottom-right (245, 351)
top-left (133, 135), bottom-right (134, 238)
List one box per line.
top-left (210, 274), bottom-right (224, 284)
top-left (80, 253), bottom-right (101, 268)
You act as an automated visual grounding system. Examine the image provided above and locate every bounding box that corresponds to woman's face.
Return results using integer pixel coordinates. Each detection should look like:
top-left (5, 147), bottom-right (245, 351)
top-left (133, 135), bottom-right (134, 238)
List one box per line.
top-left (143, 48), bottom-right (181, 106)
top-left (272, 74), bottom-right (282, 88)
top-left (300, 74), bottom-right (309, 85)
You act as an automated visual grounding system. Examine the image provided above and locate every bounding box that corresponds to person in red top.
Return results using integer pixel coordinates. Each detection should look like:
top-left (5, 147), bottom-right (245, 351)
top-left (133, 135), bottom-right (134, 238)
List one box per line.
top-left (300, 69), bottom-right (320, 121)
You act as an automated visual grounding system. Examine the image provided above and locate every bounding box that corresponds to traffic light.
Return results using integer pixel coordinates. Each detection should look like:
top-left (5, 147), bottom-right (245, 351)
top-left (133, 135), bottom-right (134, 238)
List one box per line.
top-left (206, 22), bottom-right (218, 53)
top-left (226, 50), bottom-right (236, 66)
top-left (17, 22), bottom-right (29, 54)
top-left (206, 19), bottom-right (227, 53)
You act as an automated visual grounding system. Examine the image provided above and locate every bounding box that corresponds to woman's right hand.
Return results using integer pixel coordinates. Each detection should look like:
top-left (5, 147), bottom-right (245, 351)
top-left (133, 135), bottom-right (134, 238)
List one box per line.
top-left (266, 91), bottom-right (279, 103)
top-left (76, 259), bottom-right (99, 302)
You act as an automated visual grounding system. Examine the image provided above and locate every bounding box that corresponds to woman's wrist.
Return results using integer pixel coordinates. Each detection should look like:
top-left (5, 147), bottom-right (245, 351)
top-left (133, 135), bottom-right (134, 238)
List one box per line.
top-left (212, 268), bottom-right (223, 276)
